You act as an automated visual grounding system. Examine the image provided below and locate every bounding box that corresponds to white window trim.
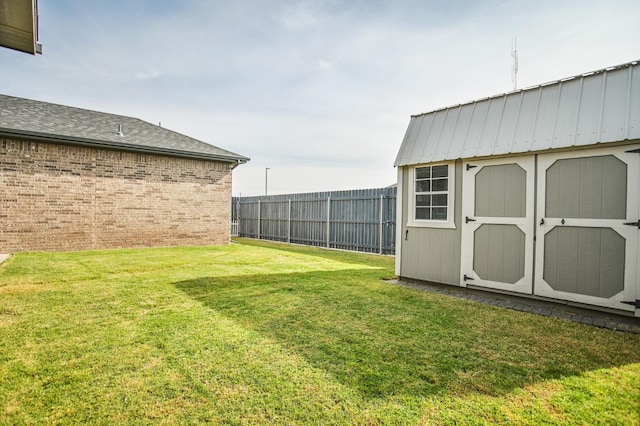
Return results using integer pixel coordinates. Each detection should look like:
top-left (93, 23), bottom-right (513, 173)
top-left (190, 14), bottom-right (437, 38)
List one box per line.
top-left (407, 161), bottom-right (456, 229)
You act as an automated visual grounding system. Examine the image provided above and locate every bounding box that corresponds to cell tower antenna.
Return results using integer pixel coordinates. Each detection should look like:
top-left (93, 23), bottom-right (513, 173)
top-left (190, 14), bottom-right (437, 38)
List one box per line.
top-left (511, 37), bottom-right (519, 91)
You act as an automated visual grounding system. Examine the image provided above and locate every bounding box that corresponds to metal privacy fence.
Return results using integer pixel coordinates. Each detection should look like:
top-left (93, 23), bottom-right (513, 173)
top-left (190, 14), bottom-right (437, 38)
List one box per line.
top-left (232, 187), bottom-right (397, 255)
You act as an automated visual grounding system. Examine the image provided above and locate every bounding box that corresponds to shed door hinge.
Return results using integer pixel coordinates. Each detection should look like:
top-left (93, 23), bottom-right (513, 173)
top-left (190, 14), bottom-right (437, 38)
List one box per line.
top-left (465, 216), bottom-right (476, 223)
top-left (463, 274), bottom-right (474, 282)
top-left (466, 164), bottom-right (477, 171)
top-left (623, 220), bottom-right (640, 229)
top-left (624, 148), bottom-right (640, 154)
top-left (621, 300), bottom-right (640, 309)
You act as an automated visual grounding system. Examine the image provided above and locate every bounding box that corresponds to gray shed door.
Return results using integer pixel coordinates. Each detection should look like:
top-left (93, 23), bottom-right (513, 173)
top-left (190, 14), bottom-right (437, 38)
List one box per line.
top-left (461, 156), bottom-right (535, 294)
top-left (535, 146), bottom-right (639, 312)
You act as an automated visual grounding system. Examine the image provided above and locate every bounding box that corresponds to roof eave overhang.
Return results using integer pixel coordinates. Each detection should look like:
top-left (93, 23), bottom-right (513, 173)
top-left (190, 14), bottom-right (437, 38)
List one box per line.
top-left (393, 139), bottom-right (640, 168)
top-left (0, 128), bottom-right (250, 165)
top-left (0, 0), bottom-right (40, 55)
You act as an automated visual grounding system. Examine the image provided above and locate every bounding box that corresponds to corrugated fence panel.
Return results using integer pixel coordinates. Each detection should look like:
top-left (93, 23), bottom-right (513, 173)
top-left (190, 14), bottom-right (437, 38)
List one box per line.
top-left (261, 200), bottom-right (290, 242)
top-left (236, 200), bottom-right (259, 238)
top-left (291, 198), bottom-right (328, 247)
top-left (232, 187), bottom-right (396, 255)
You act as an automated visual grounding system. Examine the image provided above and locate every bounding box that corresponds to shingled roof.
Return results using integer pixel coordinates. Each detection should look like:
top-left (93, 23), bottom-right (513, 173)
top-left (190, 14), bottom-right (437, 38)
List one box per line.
top-left (0, 94), bottom-right (249, 164)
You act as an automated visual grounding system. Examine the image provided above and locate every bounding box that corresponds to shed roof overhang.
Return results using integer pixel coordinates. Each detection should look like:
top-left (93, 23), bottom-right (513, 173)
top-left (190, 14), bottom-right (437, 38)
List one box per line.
top-left (0, 0), bottom-right (41, 55)
top-left (394, 60), bottom-right (640, 167)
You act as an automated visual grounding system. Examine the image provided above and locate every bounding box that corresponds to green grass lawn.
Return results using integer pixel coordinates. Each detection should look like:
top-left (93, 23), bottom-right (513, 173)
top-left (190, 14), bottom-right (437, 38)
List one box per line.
top-left (1, 238), bottom-right (639, 425)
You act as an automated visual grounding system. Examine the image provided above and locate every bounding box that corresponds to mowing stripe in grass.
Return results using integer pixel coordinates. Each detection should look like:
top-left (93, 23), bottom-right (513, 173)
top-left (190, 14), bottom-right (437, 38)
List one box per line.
top-left (1, 239), bottom-right (639, 425)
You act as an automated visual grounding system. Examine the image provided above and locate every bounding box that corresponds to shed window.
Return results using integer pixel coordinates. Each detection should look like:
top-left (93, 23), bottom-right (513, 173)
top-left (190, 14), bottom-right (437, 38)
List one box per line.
top-left (414, 165), bottom-right (449, 221)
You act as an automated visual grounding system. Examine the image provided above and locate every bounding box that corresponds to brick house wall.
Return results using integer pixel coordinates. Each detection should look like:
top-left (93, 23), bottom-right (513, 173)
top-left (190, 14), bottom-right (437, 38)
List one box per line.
top-left (1, 138), bottom-right (234, 252)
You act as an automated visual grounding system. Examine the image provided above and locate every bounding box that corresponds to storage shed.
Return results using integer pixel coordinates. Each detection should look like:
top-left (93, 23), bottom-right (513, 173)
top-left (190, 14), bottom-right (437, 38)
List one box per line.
top-left (394, 60), bottom-right (639, 316)
top-left (0, 94), bottom-right (248, 252)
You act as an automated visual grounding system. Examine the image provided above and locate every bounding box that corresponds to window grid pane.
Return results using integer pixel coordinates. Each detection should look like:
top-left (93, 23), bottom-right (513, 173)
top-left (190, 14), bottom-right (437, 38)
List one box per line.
top-left (432, 165), bottom-right (448, 178)
top-left (432, 179), bottom-right (448, 192)
top-left (416, 167), bottom-right (431, 179)
top-left (432, 207), bottom-right (447, 220)
top-left (416, 207), bottom-right (431, 220)
top-left (416, 195), bottom-right (431, 206)
top-left (416, 180), bottom-right (431, 192)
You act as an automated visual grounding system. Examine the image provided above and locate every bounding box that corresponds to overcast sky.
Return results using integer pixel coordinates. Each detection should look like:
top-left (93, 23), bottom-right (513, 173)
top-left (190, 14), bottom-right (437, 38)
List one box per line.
top-left (2, 0), bottom-right (639, 196)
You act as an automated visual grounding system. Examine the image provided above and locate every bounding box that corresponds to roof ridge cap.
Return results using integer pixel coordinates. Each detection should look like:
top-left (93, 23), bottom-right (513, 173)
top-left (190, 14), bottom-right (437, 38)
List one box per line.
top-left (410, 58), bottom-right (640, 118)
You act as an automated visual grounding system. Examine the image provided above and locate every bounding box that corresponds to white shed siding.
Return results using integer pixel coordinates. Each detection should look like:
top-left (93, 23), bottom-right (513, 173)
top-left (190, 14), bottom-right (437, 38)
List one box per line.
top-left (394, 60), bottom-right (640, 167)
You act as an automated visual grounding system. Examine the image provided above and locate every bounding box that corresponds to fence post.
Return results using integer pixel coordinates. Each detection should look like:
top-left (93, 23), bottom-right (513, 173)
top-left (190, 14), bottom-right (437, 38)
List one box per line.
top-left (257, 199), bottom-right (261, 240)
top-left (287, 199), bottom-right (291, 244)
top-left (236, 199), bottom-right (240, 236)
top-left (326, 196), bottom-right (331, 248)
top-left (379, 194), bottom-right (384, 254)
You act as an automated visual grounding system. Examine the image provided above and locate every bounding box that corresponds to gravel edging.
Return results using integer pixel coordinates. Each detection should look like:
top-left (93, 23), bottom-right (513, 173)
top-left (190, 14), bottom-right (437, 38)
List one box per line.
top-left (386, 279), bottom-right (640, 335)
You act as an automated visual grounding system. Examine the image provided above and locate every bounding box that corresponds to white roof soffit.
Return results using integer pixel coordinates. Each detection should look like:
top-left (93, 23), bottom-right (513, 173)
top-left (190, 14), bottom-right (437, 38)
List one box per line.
top-left (0, 0), bottom-right (40, 55)
top-left (394, 60), bottom-right (640, 167)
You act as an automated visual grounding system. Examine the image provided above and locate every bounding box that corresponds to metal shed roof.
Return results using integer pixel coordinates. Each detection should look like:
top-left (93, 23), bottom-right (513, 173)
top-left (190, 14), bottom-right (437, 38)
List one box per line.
top-left (0, 94), bottom-right (249, 164)
top-left (394, 60), bottom-right (640, 167)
